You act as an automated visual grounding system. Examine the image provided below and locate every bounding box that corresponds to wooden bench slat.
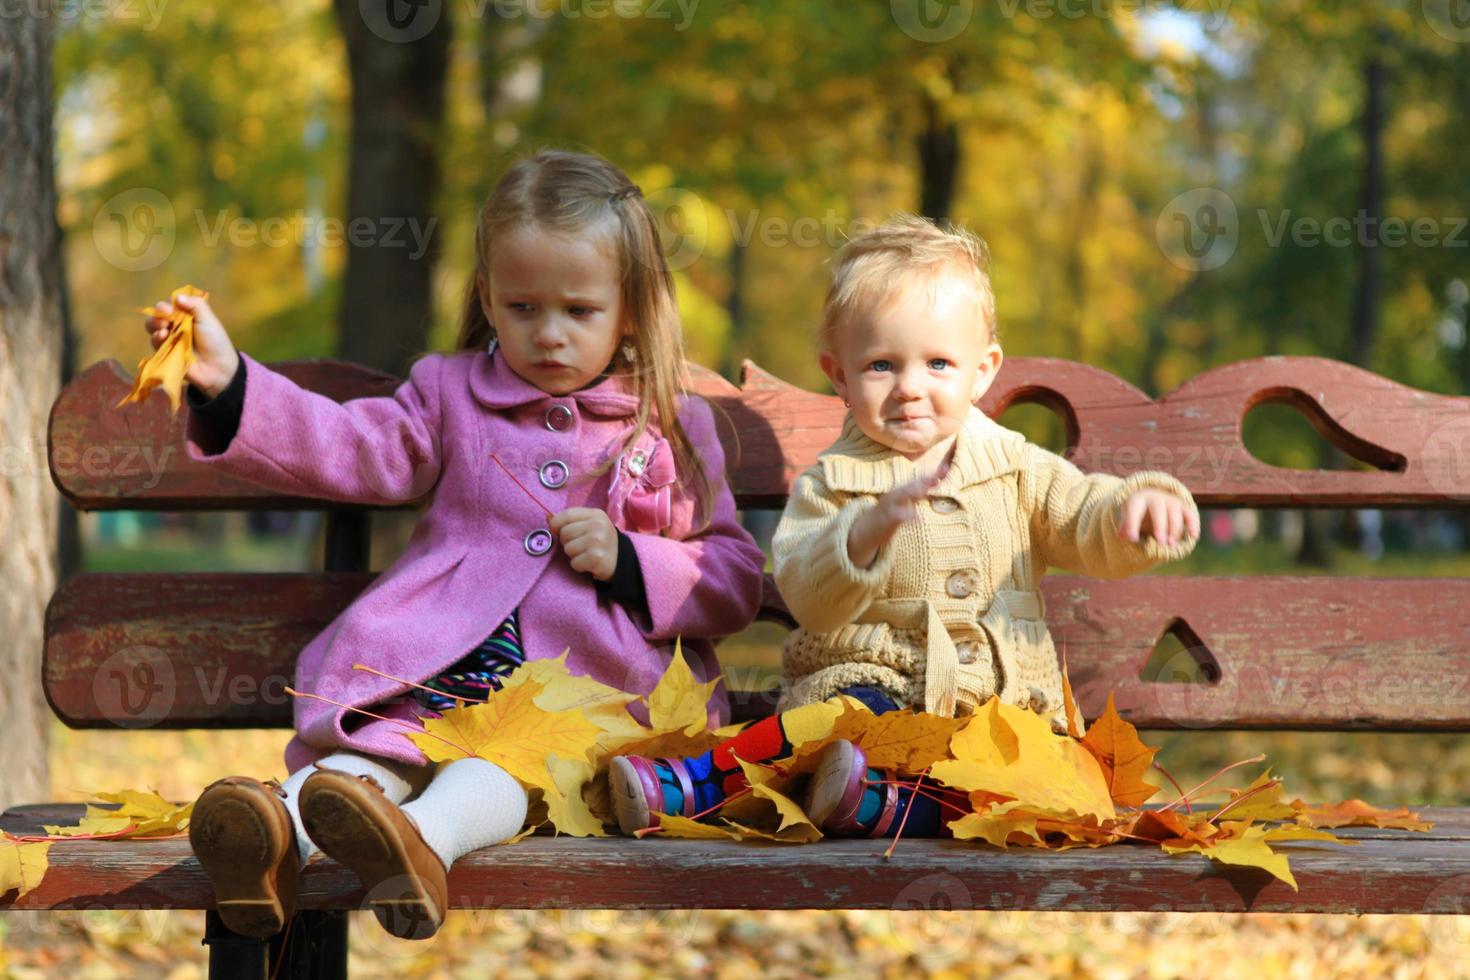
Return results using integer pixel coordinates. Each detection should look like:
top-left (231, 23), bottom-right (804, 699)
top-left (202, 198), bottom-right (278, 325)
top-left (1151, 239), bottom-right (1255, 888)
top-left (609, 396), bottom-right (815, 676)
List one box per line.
top-left (46, 572), bottom-right (1470, 731)
top-left (1, 804), bottom-right (1464, 914)
top-left (53, 356), bottom-right (1470, 511)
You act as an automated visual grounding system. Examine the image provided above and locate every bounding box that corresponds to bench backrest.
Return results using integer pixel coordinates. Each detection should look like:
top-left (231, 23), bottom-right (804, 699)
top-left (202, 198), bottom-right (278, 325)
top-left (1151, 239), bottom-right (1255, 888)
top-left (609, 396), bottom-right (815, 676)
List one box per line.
top-left (46, 355), bottom-right (1470, 732)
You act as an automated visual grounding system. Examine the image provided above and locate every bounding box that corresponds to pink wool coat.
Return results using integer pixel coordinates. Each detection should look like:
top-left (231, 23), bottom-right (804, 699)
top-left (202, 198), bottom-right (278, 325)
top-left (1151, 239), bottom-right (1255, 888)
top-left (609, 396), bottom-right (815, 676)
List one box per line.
top-left (185, 349), bottom-right (767, 773)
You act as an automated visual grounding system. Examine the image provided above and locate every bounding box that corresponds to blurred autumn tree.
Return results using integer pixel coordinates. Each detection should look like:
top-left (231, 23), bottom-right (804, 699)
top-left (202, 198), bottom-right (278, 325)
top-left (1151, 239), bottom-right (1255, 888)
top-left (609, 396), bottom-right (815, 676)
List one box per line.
top-left (2, 4), bottom-right (64, 807)
top-left (52, 0), bottom-right (1470, 557)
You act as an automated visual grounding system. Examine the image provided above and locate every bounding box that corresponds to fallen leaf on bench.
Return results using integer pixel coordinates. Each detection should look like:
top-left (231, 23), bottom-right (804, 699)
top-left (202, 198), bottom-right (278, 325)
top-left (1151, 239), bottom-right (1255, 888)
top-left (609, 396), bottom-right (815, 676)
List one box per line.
top-left (536, 754), bottom-right (608, 838)
top-left (383, 637), bottom-right (1434, 880)
top-left (38, 789), bottom-right (192, 840)
top-left (117, 284), bottom-right (207, 414)
top-left (790, 700), bottom-right (966, 774)
top-left (407, 678), bottom-right (603, 799)
top-left (1291, 798), bottom-right (1434, 832)
top-left (0, 837), bottom-right (50, 902)
top-left (1162, 822), bottom-right (1302, 890)
top-left (644, 638), bottom-right (720, 737)
top-left (1079, 692), bottom-right (1162, 808)
top-left (932, 699), bottom-right (1117, 823)
top-left (1207, 768), bottom-right (1299, 823)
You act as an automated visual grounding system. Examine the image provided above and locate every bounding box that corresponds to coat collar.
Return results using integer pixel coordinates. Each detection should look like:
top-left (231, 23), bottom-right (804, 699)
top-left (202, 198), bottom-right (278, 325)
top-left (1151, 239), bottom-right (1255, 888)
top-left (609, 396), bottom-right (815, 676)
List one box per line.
top-left (468, 346), bottom-right (642, 418)
top-left (819, 408), bottom-right (1026, 495)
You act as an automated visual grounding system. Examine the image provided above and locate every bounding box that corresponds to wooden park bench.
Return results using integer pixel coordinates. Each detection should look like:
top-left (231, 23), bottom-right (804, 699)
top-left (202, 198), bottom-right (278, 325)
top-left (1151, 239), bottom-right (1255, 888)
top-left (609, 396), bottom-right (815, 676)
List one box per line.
top-left (6, 352), bottom-right (1470, 977)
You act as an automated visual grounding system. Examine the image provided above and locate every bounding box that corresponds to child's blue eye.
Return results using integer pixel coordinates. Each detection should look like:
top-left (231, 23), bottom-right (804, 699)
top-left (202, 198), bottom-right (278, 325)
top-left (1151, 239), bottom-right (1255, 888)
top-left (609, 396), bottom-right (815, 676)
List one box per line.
top-left (508, 302), bottom-right (533, 312)
top-left (869, 360), bottom-right (891, 372)
top-left (568, 306), bottom-right (593, 316)
top-left (929, 359), bottom-right (951, 370)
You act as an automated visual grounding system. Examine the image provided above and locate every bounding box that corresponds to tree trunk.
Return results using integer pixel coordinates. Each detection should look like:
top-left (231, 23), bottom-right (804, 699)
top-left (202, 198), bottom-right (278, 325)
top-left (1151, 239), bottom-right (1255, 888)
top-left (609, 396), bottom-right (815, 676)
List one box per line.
top-left (1297, 41), bottom-right (1388, 568)
top-left (0, 5), bottom-right (62, 808)
top-left (1348, 44), bottom-right (1386, 372)
top-left (917, 90), bottom-right (959, 224)
top-left (331, 0), bottom-right (452, 378)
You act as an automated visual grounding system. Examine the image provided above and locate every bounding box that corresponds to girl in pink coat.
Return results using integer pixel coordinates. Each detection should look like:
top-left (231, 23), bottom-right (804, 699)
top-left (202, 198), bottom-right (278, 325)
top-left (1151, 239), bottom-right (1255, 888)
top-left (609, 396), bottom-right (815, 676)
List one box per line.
top-left (145, 150), bottom-right (766, 942)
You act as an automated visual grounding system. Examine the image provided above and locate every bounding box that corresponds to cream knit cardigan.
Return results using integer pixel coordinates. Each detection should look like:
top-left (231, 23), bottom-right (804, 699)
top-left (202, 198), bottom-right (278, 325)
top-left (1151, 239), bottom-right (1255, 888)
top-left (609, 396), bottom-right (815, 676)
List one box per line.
top-left (772, 408), bottom-right (1200, 735)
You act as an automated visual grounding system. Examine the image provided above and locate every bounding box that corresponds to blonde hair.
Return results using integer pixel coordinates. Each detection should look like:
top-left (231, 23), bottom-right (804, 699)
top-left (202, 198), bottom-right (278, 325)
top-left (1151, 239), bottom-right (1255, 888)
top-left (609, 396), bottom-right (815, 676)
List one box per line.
top-left (453, 149), bottom-right (715, 528)
top-left (821, 213), bottom-right (998, 349)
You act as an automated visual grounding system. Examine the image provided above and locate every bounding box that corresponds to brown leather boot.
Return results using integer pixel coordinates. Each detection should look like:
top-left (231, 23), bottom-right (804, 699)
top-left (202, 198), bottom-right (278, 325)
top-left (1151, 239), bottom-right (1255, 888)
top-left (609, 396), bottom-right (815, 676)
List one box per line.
top-left (189, 775), bottom-right (301, 938)
top-left (297, 767), bottom-right (449, 941)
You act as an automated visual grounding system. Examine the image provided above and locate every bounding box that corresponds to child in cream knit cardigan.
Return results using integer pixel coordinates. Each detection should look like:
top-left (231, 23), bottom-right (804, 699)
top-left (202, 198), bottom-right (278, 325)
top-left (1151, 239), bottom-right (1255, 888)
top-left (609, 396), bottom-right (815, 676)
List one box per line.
top-left (609, 214), bottom-right (1200, 837)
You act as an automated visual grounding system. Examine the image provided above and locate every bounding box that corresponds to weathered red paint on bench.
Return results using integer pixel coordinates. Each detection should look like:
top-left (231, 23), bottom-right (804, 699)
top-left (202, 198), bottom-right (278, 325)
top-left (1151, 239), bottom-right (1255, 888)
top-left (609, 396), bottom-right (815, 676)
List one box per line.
top-left (53, 355), bottom-right (1470, 511)
top-left (13, 354), bottom-right (1469, 946)
top-left (45, 572), bottom-right (1470, 731)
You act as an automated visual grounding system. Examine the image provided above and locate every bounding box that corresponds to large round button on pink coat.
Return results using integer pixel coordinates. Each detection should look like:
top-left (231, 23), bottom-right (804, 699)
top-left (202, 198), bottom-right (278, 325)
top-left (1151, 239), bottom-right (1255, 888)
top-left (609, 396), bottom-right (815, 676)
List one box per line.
top-left (545, 404), bottom-right (573, 431)
top-left (539, 460), bottom-right (569, 489)
top-left (524, 528), bottom-right (554, 556)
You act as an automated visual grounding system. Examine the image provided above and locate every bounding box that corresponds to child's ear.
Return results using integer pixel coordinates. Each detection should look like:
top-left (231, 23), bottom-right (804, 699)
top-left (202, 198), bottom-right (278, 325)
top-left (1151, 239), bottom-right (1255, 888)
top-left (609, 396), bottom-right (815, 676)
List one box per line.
top-left (971, 342), bottom-right (1004, 403)
top-left (820, 349), bottom-right (849, 403)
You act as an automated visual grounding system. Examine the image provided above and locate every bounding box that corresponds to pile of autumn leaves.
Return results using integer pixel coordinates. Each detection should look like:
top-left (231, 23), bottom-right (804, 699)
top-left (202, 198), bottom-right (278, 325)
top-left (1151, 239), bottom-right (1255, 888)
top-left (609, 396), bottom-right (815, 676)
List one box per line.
top-left (0, 646), bottom-right (1432, 901)
top-left (406, 645), bottom-right (1430, 890)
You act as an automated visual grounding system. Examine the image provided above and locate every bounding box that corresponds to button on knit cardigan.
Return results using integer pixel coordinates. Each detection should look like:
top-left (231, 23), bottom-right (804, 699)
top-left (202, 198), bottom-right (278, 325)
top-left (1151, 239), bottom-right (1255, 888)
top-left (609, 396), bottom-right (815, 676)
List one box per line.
top-left (772, 409), bottom-right (1200, 734)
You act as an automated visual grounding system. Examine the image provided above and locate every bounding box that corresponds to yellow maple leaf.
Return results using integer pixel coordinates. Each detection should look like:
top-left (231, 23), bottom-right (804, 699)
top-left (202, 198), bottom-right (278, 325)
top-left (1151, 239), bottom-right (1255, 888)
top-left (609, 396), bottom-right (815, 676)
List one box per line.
top-left (43, 789), bottom-right (192, 839)
top-left (932, 699), bottom-right (1116, 823)
top-left (1079, 692), bottom-right (1161, 808)
top-left (406, 678), bottom-right (602, 798)
top-left (949, 799), bottom-right (1046, 847)
top-left (645, 639), bottom-right (720, 736)
top-left (643, 814), bottom-right (742, 840)
top-left (735, 757), bottom-right (822, 843)
top-left (500, 652), bottom-right (645, 746)
top-left (118, 284), bottom-right (208, 414)
top-left (0, 837), bottom-right (50, 901)
top-left (1207, 769), bottom-right (1299, 823)
top-left (1162, 822), bottom-right (1299, 891)
top-left (792, 701), bottom-right (968, 774)
top-left (1059, 647), bottom-right (1085, 739)
top-left (538, 754), bottom-right (608, 838)
top-left (1291, 798), bottom-right (1433, 832)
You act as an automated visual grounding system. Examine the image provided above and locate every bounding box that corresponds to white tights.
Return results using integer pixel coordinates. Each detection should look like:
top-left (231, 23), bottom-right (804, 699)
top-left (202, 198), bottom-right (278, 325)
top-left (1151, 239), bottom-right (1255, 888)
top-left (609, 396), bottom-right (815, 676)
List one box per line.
top-left (277, 752), bottom-right (528, 870)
